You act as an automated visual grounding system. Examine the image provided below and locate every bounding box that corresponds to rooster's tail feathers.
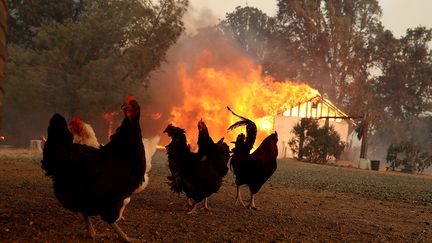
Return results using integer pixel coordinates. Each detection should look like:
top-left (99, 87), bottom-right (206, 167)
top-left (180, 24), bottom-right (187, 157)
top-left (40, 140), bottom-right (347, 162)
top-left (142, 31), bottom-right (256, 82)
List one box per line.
top-left (42, 113), bottom-right (73, 176)
top-left (226, 107), bottom-right (256, 131)
top-left (227, 120), bottom-right (253, 131)
top-left (227, 107), bottom-right (257, 154)
top-left (227, 106), bottom-right (250, 122)
top-left (46, 113), bottom-right (73, 146)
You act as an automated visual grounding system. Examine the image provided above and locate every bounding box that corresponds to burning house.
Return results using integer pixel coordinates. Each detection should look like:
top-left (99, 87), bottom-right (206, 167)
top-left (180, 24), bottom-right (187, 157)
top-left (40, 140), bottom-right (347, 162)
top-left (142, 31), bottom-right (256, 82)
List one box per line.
top-left (147, 31), bottom-right (360, 159)
top-left (274, 95), bottom-right (355, 159)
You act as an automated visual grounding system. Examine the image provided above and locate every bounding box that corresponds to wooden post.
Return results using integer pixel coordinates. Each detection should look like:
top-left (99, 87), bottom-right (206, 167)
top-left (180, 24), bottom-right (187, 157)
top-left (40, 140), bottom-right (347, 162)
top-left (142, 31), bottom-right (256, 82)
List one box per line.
top-left (359, 114), bottom-right (368, 159)
top-left (298, 118), bottom-right (305, 160)
top-left (320, 103), bottom-right (323, 117)
top-left (324, 117), bottom-right (330, 129)
top-left (321, 118), bottom-right (330, 162)
top-left (30, 140), bottom-right (43, 152)
top-left (0, 0), bottom-right (7, 130)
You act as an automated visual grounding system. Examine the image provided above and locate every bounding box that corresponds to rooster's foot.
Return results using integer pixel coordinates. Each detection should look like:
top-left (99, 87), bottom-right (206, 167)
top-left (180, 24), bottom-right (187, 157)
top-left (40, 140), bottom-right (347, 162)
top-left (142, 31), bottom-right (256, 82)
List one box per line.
top-left (201, 198), bottom-right (211, 211)
top-left (187, 207), bottom-right (198, 214)
top-left (235, 186), bottom-right (246, 208)
top-left (247, 204), bottom-right (258, 210)
top-left (185, 198), bottom-right (194, 207)
top-left (83, 214), bottom-right (96, 239)
top-left (188, 199), bottom-right (210, 214)
top-left (247, 194), bottom-right (257, 210)
top-left (85, 231), bottom-right (96, 240)
top-left (111, 222), bottom-right (140, 243)
top-left (235, 198), bottom-right (246, 208)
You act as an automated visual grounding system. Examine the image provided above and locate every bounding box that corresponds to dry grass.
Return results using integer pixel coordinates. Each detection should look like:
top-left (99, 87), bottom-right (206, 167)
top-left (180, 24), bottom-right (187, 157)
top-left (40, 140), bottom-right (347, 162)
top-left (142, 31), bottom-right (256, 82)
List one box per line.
top-left (0, 148), bottom-right (42, 163)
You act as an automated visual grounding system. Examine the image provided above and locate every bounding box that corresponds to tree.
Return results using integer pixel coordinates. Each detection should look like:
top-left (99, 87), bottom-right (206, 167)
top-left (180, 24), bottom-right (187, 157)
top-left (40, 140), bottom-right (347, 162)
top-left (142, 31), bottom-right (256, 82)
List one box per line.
top-left (8, 0), bottom-right (79, 47)
top-left (219, 6), bottom-right (276, 67)
top-left (0, 1), bottom-right (7, 131)
top-left (4, 0), bottom-right (188, 146)
top-left (272, 0), bottom-right (383, 113)
top-left (288, 118), bottom-right (346, 163)
top-left (371, 27), bottom-right (432, 122)
top-left (366, 27), bottom-right (432, 158)
top-left (386, 141), bottom-right (432, 174)
top-left (7, 0), bottom-right (188, 115)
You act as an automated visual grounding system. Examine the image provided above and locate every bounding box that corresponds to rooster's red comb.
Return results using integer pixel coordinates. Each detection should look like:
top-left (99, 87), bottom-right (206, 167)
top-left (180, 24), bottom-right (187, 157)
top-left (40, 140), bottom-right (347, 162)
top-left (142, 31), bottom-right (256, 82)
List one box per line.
top-left (124, 94), bottom-right (136, 104)
top-left (69, 116), bottom-right (83, 125)
top-left (69, 116), bottom-right (83, 134)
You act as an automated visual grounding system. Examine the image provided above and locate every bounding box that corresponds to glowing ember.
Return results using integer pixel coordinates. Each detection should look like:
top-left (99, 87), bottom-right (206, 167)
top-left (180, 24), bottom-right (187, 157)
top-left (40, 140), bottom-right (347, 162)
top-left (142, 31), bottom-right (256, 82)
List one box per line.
top-left (151, 112), bottom-right (162, 120)
top-left (169, 50), bottom-right (320, 149)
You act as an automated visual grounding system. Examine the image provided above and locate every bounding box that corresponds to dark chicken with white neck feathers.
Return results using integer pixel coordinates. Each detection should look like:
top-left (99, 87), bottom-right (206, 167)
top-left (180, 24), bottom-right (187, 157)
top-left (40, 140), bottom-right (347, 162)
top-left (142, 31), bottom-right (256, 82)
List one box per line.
top-left (41, 95), bottom-right (145, 242)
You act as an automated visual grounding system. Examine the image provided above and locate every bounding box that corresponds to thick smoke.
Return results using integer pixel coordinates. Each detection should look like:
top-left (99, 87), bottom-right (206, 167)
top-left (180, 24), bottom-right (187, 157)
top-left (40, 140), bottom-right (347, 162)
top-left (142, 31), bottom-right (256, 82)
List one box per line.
top-left (140, 25), bottom-right (252, 144)
top-left (138, 3), bottom-right (261, 144)
top-left (182, 5), bottom-right (219, 35)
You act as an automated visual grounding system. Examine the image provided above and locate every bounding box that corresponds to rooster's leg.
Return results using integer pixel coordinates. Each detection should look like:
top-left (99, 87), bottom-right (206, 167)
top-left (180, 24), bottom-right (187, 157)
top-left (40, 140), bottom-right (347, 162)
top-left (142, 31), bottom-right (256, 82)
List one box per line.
top-left (83, 214), bottom-right (96, 239)
top-left (111, 222), bottom-right (137, 242)
top-left (188, 198), bottom-right (210, 214)
top-left (119, 197), bottom-right (131, 221)
top-left (187, 202), bottom-right (199, 214)
top-left (202, 198), bottom-right (210, 211)
top-left (235, 186), bottom-right (246, 208)
top-left (247, 194), bottom-right (257, 210)
top-left (186, 197), bottom-right (193, 207)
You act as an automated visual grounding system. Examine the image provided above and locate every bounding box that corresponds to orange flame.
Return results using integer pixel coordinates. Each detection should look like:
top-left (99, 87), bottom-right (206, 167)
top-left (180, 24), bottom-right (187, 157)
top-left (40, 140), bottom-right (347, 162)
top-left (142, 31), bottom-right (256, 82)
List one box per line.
top-left (151, 112), bottom-right (162, 120)
top-left (169, 50), bottom-right (319, 149)
top-left (102, 112), bottom-right (119, 140)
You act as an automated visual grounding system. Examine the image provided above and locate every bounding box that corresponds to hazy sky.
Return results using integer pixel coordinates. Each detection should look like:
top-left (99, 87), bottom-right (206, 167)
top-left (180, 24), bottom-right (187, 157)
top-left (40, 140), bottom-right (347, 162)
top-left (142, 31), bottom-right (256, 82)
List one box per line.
top-left (188, 0), bottom-right (432, 37)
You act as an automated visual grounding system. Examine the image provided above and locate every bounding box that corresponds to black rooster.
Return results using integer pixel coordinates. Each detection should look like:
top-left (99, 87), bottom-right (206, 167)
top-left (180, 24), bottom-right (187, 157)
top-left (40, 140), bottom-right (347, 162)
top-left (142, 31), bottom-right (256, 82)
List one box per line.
top-left (164, 120), bottom-right (230, 214)
top-left (228, 107), bottom-right (278, 209)
top-left (41, 95), bottom-right (145, 242)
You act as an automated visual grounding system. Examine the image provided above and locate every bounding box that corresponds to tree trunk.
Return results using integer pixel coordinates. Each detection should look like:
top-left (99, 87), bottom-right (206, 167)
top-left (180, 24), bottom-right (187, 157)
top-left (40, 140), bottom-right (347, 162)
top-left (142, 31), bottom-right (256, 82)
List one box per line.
top-left (0, 0), bottom-right (7, 131)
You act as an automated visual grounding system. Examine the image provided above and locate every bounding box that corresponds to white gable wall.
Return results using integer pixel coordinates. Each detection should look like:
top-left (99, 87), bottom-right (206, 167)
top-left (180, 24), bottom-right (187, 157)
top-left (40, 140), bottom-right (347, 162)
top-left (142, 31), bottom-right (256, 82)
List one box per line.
top-left (274, 115), bottom-right (350, 159)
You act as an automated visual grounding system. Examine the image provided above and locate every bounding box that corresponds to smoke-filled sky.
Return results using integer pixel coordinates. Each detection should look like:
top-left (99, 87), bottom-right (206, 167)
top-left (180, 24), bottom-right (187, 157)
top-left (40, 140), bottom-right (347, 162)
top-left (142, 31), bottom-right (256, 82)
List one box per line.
top-left (187, 0), bottom-right (432, 37)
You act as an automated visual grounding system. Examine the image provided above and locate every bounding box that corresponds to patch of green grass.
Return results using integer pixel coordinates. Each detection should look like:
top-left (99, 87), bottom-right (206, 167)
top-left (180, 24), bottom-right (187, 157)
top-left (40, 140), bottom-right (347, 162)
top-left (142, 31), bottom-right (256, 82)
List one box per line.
top-left (271, 159), bottom-right (432, 205)
top-left (151, 151), bottom-right (432, 205)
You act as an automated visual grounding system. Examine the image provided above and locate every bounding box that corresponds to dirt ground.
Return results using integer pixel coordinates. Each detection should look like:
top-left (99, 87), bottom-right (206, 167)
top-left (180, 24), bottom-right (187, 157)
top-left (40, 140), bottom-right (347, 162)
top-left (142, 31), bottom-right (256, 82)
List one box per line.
top-left (0, 149), bottom-right (431, 242)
